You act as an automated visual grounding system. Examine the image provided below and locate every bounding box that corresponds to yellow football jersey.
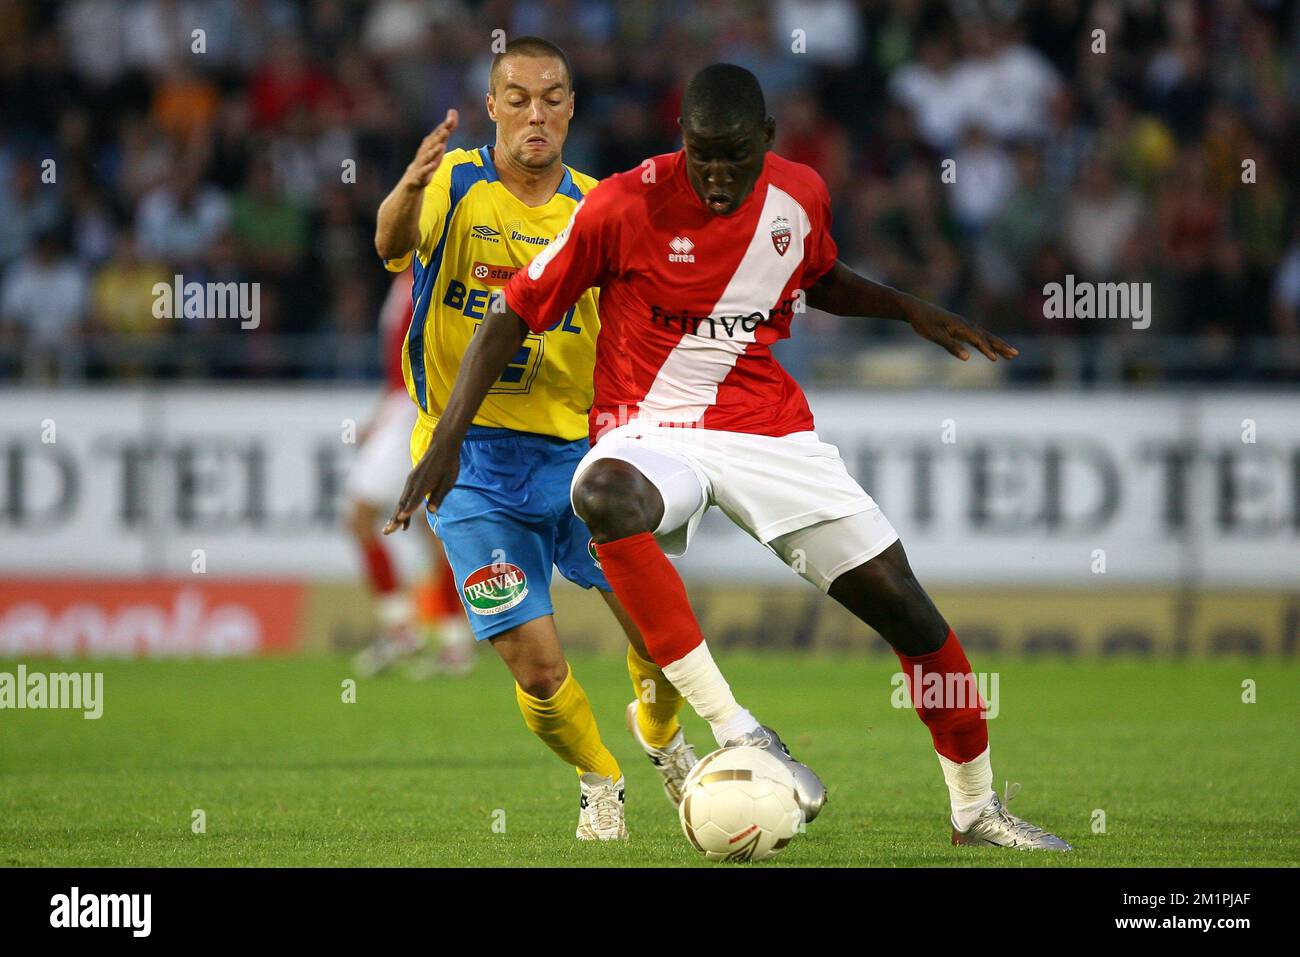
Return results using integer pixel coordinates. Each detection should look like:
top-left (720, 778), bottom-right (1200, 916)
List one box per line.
top-left (383, 146), bottom-right (599, 442)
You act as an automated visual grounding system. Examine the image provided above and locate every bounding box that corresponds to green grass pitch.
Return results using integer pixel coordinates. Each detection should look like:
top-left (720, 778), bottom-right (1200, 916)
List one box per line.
top-left (1, 653), bottom-right (1296, 866)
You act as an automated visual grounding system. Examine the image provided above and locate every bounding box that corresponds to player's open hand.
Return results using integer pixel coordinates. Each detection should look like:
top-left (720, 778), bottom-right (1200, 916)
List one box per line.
top-left (382, 441), bottom-right (460, 534)
top-left (904, 298), bottom-right (1019, 362)
top-left (401, 109), bottom-right (459, 192)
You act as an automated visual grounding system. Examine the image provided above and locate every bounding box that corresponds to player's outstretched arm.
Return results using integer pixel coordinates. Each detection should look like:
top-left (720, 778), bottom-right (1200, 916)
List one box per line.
top-left (383, 307), bottom-right (528, 533)
top-left (806, 260), bottom-right (1018, 362)
top-left (374, 109), bottom-right (458, 260)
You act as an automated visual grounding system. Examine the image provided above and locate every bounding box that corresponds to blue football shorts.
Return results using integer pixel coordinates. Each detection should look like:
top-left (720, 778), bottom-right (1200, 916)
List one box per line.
top-left (427, 425), bottom-right (609, 641)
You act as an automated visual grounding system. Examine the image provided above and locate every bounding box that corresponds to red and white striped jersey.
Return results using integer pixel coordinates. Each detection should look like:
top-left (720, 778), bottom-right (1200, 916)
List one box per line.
top-left (504, 150), bottom-right (838, 440)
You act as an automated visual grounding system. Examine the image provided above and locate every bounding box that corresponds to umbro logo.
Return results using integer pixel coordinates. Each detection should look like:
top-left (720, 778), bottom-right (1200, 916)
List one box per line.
top-left (471, 224), bottom-right (501, 243)
top-left (668, 235), bottom-right (696, 263)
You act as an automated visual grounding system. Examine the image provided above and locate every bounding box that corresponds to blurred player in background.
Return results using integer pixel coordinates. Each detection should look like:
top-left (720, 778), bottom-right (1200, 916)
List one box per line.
top-left (396, 63), bottom-right (1072, 850)
top-left (347, 269), bottom-right (473, 678)
top-left (376, 38), bottom-right (702, 840)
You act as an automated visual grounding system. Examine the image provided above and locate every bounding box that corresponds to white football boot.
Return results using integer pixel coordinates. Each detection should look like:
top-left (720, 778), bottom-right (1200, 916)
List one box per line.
top-left (624, 700), bottom-right (699, 806)
top-left (951, 793), bottom-right (1072, 850)
top-left (576, 774), bottom-right (628, 841)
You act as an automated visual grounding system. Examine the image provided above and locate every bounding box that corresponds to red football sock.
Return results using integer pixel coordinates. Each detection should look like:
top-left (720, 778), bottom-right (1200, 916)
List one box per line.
top-left (359, 536), bottom-right (400, 596)
top-left (595, 532), bottom-right (704, 667)
top-left (895, 629), bottom-right (989, 763)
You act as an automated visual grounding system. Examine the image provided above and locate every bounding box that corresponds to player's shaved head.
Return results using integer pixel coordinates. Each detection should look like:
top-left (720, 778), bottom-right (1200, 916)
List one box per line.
top-left (489, 36), bottom-right (573, 94)
top-left (680, 63), bottom-right (767, 135)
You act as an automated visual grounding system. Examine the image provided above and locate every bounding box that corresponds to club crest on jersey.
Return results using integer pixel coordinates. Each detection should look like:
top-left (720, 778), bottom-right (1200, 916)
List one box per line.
top-left (462, 562), bottom-right (528, 615)
top-left (668, 236), bottom-right (696, 263)
top-left (770, 216), bottom-right (791, 256)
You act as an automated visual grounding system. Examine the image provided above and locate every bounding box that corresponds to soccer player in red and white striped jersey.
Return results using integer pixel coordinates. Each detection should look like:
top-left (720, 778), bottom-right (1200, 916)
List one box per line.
top-left (392, 64), bottom-right (1070, 850)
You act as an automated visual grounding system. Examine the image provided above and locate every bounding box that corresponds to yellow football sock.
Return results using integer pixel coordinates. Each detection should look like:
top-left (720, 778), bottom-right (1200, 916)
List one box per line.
top-left (626, 645), bottom-right (685, 749)
top-left (515, 667), bottom-right (621, 781)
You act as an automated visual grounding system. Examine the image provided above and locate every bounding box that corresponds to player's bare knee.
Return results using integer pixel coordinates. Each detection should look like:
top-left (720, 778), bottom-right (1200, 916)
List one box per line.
top-left (517, 660), bottom-right (568, 699)
top-left (572, 460), bottom-right (661, 540)
top-left (518, 675), bottom-right (557, 699)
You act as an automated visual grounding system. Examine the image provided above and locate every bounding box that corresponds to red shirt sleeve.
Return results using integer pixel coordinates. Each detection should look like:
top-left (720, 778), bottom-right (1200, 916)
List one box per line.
top-left (505, 180), bottom-right (619, 333)
top-left (801, 173), bottom-right (839, 287)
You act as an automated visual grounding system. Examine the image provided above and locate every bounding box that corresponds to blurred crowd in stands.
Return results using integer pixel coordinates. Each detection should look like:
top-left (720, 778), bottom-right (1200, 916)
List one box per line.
top-left (1, 0), bottom-right (1297, 384)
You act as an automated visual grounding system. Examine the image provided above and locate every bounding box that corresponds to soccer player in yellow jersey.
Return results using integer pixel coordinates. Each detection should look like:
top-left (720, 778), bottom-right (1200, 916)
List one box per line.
top-left (375, 37), bottom-right (697, 840)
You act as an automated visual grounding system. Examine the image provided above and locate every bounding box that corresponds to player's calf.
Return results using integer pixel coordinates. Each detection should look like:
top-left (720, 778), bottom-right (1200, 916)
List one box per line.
top-left (822, 534), bottom-right (1071, 848)
top-left (827, 541), bottom-right (949, 656)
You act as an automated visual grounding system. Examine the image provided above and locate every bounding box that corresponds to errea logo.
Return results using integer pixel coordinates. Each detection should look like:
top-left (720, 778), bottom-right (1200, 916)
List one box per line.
top-left (668, 236), bottom-right (696, 263)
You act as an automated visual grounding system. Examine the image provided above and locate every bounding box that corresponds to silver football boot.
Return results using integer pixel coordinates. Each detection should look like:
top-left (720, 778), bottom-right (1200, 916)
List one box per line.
top-left (723, 724), bottom-right (827, 823)
top-left (625, 701), bottom-right (699, 806)
top-left (951, 793), bottom-right (1072, 850)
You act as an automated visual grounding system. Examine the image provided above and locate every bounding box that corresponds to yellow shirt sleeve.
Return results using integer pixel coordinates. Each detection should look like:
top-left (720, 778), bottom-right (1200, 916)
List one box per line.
top-left (382, 150), bottom-right (460, 273)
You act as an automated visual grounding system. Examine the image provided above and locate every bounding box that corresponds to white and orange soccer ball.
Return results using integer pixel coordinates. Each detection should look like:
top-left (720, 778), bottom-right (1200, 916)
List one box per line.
top-left (678, 745), bottom-right (803, 862)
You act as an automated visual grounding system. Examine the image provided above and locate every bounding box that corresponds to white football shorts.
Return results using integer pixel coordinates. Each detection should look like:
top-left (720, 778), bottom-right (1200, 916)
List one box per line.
top-left (346, 390), bottom-right (418, 506)
top-left (570, 421), bottom-right (900, 592)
